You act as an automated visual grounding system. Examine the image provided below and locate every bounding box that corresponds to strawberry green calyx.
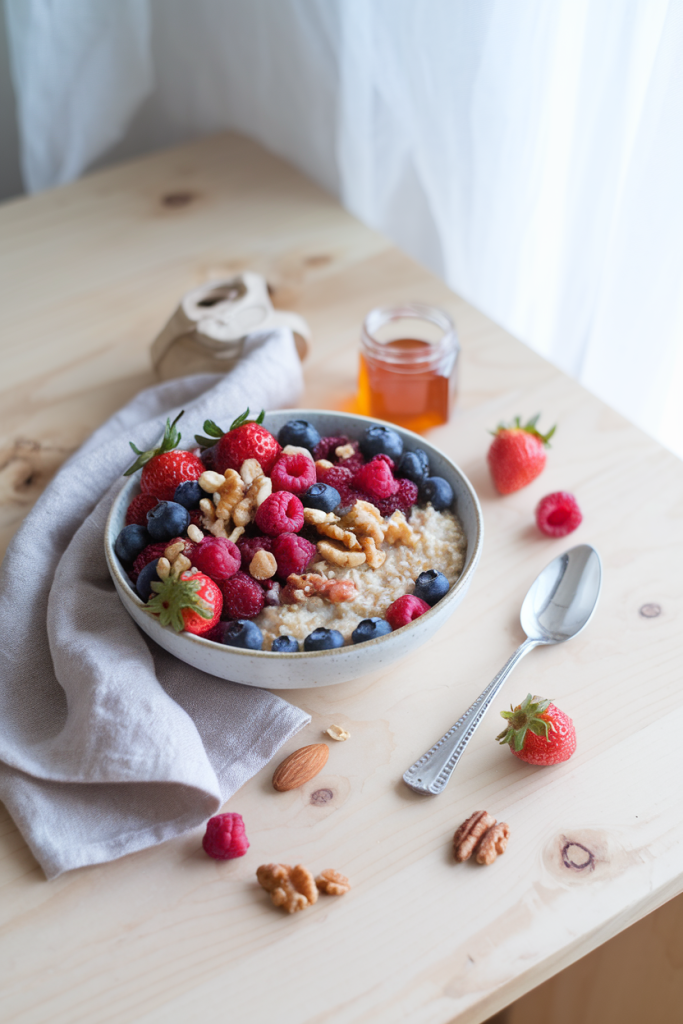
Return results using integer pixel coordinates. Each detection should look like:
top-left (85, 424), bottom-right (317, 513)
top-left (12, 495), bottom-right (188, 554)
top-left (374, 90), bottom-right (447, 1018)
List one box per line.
top-left (146, 575), bottom-right (213, 633)
top-left (496, 693), bottom-right (554, 752)
top-left (124, 411), bottom-right (184, 476)
top-left (490, 414), bottom-right (556, 447)
top-left (194, 408), bottom-right (265, 449)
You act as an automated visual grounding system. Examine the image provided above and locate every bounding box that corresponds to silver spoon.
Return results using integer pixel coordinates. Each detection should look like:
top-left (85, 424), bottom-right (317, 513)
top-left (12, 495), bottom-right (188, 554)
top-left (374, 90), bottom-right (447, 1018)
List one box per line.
top-left (403, 544), bottom-right (602, 795)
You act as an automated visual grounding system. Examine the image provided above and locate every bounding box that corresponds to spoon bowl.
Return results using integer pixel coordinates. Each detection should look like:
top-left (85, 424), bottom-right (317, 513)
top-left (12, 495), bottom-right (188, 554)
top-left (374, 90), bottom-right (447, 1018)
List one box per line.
top-left (521, 544), bottom-right (602, 644)
top-left (403, 544), bottom-right (602, 795)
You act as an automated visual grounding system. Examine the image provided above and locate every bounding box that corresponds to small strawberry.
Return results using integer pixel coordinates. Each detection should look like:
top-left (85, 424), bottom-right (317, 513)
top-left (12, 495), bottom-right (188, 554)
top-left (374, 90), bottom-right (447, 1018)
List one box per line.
top-left (496, 693), bottom-right (576, 766)
top-left (487, 415), bottom-right (555, 495)
top-left (195, 409), bottom-right (281, 476)
top-left (125, 412), bottom-right (204, 501)
top-left (146, 568), bottom-right (222, 635)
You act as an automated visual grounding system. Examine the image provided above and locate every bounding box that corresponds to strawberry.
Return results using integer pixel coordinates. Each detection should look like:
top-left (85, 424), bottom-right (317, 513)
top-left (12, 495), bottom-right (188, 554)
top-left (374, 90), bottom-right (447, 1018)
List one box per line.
top-left (125, 412), bottom-right (204, 501)
top-left (496, 693), bottom-right (576, 766)
top-left (486, 415), bottom-right (555, 494)
top-left (146, 568), bottom-right (222, 636)
top-left (195, 409), bottom-right (281, 476)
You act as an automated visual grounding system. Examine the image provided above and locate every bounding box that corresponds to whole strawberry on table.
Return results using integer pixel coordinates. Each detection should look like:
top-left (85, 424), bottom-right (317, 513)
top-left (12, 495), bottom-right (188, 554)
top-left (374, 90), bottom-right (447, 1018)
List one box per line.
top-left (487, 414), bottom-right (555, 494)
top-left (496, 693), bottom-right (576, 766)
top-left (113, 409), bottom-right (458, 653)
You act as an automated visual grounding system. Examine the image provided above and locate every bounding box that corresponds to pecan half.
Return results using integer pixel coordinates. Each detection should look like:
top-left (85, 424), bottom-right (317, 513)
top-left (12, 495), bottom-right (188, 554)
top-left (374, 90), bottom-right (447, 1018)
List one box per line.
top-left (475, 823), bottom-right (510, 865)
top-left (453, 811), bottom-right (496, 862)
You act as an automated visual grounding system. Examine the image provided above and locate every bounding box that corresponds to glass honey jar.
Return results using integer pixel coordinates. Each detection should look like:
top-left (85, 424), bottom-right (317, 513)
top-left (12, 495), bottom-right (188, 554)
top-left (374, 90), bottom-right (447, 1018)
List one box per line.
top-left (357, 304), bottom-right (459, 432)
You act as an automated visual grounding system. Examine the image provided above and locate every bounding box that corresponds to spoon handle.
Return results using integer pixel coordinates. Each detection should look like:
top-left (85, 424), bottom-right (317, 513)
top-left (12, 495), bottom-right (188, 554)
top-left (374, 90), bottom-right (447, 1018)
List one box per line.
top-left (403, 638), bottom-right (540, 795)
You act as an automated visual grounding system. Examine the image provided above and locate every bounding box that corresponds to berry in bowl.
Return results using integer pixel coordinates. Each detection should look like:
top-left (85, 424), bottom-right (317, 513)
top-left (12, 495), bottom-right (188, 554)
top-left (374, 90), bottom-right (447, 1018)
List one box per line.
top-left (105, 409), bottom-right (483, 688)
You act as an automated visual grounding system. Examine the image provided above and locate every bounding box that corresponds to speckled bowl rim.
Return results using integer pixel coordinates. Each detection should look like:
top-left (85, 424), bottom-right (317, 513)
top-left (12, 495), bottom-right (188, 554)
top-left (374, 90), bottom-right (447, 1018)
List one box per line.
top-left (105, 409), bottom-right (484, 660)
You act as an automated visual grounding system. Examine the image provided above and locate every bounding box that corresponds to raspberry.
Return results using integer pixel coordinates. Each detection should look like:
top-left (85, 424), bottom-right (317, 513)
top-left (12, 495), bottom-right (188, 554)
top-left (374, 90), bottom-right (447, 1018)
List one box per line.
top-left (386, 594), bottom-right (431, 629)
top-left (125, 493), bottom-right (159, 526)
top-left (371, 453), bottom-right (396, 471)
top-left (189, 509), bottom-right (204, 530)
top-left (237, 535), bottom-right (273, 572)
top-left (271, 452), bottom-right (316, 494)
top-left (220, 572), bottom-right (265, 619)
top-left (316, 463), bottom-right (353, 489)
top-left (191, 537), bottom-right (241, 581)
top-left (272, 533), bottom-right (317, 578)
top-left (374, 478), bottom-right (419, 516)
top-left (313, 435), bottom-right (349, 462)
top-left (337, 451), bottom-right (365, 474)
top-left (202, 812), bottom-right (250, 860)
top-left (535, 492), bottom-right (583, 537)
top-left (353, 458), bottom-right (399, 500)
top-left (129, 541), bottom-right (168, 584)
top-left (255, 491), bottom-right (305, 536)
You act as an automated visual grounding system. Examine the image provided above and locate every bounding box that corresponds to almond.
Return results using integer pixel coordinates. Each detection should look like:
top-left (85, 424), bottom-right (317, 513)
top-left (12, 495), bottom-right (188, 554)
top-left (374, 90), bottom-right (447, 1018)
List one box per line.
top-left (272, 743), bottom-right (329, 792)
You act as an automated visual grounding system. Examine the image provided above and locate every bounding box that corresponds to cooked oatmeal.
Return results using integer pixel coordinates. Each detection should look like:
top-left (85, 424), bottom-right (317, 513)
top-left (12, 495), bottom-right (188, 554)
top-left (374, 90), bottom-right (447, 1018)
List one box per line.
top-left (256, 504), bottom-right (466, 646)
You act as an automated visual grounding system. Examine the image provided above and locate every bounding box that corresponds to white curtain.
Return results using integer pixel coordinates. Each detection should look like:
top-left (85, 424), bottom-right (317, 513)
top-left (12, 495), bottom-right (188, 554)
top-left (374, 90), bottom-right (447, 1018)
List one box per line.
top-left (6, 0), bottom-right (683, 458)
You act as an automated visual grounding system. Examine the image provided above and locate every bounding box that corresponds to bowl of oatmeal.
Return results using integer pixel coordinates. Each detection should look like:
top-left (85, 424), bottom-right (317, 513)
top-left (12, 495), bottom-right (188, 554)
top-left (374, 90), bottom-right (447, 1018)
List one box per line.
top-left (105, 410), bottom-right (483, 688)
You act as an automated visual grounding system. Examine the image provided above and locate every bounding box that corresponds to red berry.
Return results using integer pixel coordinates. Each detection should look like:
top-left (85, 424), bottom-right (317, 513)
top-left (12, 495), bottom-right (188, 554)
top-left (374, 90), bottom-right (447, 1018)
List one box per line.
top-left (497, 694), bottom-right (576, 766)
top-left (316, 464), bottom-right (353, 489)
top-left (487, 415), bottom-right (555, 495)
top-left (130, 541), bottom-right (168, 583)
top-left (146, 569), bottom-right (222, 635)
top-left (141, 450), bottom-right (204, 502)
top-left (313, 435), bottom-right (349, 461)
top-left (255, 491), bottom-right (305, 536)
top-left (272, 532), bottom-right (317, 578)
top-left (214, 421), bottom-right (281, 475)
top-left (386, 594), bottom-right (431, 629)
top-left (125, 493), bottom-right (159, 526)
top-left (535, 492), bottom-right (582, 537)
top-left (271, 452), bottom-right (316, 495)
top-left (353, 458), bottom-right (399, 500)
top-left (202, 812), bottom-right (250, 860)
top-left (237, 535), bottom-right (273, 573)
top-left (190, 537), bottom-right (241, 581)
top-left (220, 572), bottom-right (265, 619)
top-left (374, 478), bottom-right (419, 517)
top-left (337, 450), bottom-right (365, 474)
top-left (371, 453), bottom-right (396, 471)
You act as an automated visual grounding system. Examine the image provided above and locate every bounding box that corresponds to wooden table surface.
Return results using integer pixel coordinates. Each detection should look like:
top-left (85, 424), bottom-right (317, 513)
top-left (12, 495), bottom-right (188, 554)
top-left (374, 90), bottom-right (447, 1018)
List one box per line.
top-left (1, 133), bottom-right (682, 1024)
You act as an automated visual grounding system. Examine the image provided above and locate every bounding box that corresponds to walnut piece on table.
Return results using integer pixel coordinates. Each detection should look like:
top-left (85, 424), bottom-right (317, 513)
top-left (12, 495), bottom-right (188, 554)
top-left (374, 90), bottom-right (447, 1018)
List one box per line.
top-left (315, 869), bottom-right (351, 895)
top-left (256, 863), bottom-right (318, 914)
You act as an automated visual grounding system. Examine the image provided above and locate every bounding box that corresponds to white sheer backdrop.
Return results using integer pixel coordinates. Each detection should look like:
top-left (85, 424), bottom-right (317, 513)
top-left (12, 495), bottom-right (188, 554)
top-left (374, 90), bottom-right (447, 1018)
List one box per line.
top-left (6, 0), bottom-right (683, 457)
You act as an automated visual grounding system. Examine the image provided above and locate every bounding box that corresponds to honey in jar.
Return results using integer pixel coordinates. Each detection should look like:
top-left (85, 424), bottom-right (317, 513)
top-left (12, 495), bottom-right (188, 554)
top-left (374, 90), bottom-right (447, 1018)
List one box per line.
top-left (357, 304), bottom-right (459, 432)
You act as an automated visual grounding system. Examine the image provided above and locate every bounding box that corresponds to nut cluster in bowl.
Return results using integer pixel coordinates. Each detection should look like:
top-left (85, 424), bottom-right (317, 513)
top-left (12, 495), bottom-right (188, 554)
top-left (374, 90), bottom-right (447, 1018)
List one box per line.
top-left (112, 409), bottom-right (468, 654)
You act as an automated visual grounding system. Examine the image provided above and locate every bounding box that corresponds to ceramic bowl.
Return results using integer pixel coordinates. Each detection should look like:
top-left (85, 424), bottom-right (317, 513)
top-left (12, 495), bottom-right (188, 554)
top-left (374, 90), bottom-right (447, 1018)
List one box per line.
top-left (105, 410), bottom-right (483, 688)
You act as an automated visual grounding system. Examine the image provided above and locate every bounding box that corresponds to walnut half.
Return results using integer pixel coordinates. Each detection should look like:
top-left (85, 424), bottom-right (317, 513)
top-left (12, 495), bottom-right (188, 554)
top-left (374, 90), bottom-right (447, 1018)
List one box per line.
top-left (256, 863), bottom-right (318, 914)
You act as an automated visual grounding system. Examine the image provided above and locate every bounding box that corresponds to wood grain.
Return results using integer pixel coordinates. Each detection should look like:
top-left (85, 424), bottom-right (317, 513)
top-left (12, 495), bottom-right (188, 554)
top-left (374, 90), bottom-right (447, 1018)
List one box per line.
top-left (1, 132), bottom-right (682, 1024)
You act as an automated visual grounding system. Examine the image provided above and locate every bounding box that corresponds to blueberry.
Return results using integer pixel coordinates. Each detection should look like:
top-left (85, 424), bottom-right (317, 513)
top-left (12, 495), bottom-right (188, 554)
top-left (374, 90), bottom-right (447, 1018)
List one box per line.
top-left (212, 619), bottom-right (263, 650)
top-left (301, 482), bottom-right (341, 513)
top-left (278, 419), bottom-right (321, 453)
top-left (397, 448), bottom-right (429, 484)
top-left (414, 569), bottom-right (450, 606)
top-left (420, 476), bottom-right (454, 511)
top-left (200, 444), bottom-right (217, 469)
top-left (137, 559), bottom-right (162, 601)
top-left (271, 634), bottom-right (299, 653)
top-left (359, 425), bottom-right (404, 461)
top-left (303, 627), bottom-right (344, 652)
top-left (146, 500), bottom-right (190, 542)
top-left (114, 524), bottom-right (151, 564)
top-left (173, 480), bottom-right (203, 509)
top-left (351, 617), bottom-right (393, 644)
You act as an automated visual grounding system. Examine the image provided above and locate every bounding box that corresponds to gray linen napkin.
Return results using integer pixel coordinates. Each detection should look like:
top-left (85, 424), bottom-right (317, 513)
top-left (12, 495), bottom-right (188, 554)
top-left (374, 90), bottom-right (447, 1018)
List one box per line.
top-left (0, 328), bottom-right (310, 879)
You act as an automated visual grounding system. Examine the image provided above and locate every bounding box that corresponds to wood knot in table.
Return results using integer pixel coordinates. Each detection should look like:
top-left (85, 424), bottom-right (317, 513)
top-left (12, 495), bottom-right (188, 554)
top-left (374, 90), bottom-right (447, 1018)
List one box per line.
top-left (310, 788), bottom-right (334, 806)
top-left (562, 841), bottom-right (595, 872)
top-left (161, 191), bottom-right (197, 208)
top-left (639, 603), bottom-right (661, 618)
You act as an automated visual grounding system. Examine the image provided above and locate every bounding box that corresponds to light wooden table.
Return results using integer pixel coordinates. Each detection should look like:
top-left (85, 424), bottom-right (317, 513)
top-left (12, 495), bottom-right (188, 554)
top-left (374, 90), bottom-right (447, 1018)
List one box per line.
top-left (1, 133), bottom-right (682, 1024)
